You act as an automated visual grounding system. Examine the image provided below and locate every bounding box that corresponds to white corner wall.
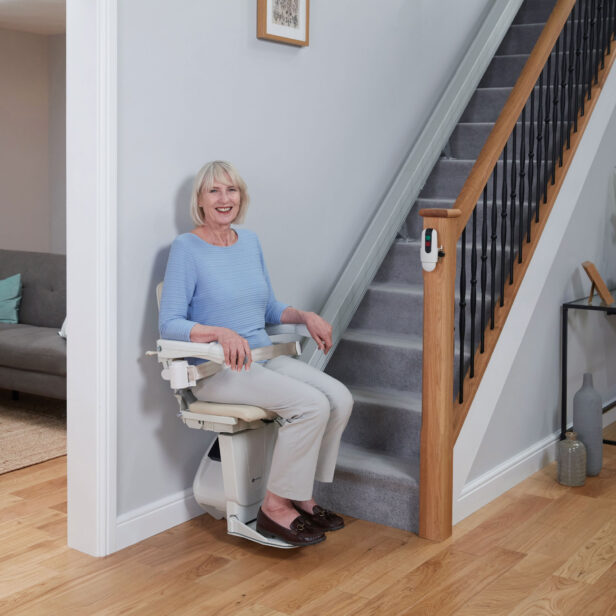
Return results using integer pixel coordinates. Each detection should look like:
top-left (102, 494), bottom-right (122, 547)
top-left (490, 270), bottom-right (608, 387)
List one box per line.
top-left (114, 0), bottom-right (492, 543)
top-left (453, 63), bottom-right (616, 523)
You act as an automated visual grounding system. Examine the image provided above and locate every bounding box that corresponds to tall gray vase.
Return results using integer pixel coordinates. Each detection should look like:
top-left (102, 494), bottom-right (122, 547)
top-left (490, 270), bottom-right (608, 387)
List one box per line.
top-left (573, 373), bottom-right (603, 476)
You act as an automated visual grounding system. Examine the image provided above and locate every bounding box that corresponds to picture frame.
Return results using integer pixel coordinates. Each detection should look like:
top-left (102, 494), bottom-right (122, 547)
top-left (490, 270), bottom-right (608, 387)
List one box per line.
top-left (257, 0), bottom-right (310, 47)
top-left (582, 261), bottom-right (614, 305)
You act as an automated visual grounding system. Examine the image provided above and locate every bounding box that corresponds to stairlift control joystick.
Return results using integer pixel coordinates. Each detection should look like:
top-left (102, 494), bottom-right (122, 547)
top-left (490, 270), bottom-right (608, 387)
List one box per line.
top-left (421, 228), bottom-right (441, 272)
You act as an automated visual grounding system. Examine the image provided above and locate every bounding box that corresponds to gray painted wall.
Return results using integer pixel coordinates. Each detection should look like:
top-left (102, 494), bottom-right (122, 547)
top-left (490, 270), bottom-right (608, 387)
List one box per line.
top-left (49, 34), bottom-right (66, 254)
top-left (469, 104), bottom-right (616, 480)
top-left (0, 29), bottom-right (66, 254)
top-left (0, 28), bottom-right (50, 253)
top-left (116, 0), bottom-right (492, 514)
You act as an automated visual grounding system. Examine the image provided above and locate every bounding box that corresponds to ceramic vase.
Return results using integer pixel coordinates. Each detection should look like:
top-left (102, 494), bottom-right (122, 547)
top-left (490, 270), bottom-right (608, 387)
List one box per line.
top-left (558, 431), bottom-right (586, 486)
top-left (573, 373), bottom-right (603, 476)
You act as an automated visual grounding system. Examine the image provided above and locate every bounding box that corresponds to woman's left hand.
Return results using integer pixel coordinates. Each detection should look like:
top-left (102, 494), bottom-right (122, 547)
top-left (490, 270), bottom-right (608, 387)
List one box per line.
top-left (303, 312), bottom-right (333, 355)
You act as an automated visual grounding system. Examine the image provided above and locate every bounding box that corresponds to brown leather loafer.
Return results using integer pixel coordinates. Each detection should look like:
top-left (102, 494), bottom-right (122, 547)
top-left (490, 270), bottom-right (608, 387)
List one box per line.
top-left (292, 504), bottom-right (345, 531)
top-left (256, 508), bottom-right (326, 547)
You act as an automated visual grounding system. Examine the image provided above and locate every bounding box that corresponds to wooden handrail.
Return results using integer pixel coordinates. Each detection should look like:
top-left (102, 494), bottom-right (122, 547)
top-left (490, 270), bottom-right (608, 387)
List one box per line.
top-left (419, 208), bottom-right (462, 219)
top-left (453, 0), bottom-right (576, 237)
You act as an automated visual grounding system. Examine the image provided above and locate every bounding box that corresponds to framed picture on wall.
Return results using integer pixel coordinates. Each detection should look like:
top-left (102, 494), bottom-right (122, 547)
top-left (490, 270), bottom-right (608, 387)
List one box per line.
top-left (257, 0), bottom-right (310, 47)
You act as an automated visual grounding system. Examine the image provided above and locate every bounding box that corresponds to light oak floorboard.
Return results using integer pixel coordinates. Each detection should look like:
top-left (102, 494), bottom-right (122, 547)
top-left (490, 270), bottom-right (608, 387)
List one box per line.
top-left (1, 433), bottom-right (615, 615)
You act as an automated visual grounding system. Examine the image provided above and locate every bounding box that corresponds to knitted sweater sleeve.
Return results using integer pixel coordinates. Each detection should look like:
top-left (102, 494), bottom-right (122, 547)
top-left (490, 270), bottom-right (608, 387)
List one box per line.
top-left (158, 238), bottom-right (200, 341)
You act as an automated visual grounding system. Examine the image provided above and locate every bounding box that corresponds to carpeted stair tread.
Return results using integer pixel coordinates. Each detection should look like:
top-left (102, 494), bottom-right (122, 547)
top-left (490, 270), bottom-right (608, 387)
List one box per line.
top-left (497, 23), bottom-right (545, 55)
top-left (451, 121), bottom-right (567, 160)
top-left (480, 51), bottom-right (583, 88)
top-left (349, 284), bottom-right (423, 335)
top-left (334, 442), bottom-right (419, 482)
top-left (350, 385), bottom-right (422, 412)
top-left (326, 333), bottom-right (423, 393)
top-left (513, 0), bottom-right (558, 25)
top-left (461, 85), bottom-right (569, 123)
top-left (343, 387), bottom-right (422, 459)
top-left (314, 442), bottom-right (420, 532)
top-left (342, 328), bottom-right (422, 350)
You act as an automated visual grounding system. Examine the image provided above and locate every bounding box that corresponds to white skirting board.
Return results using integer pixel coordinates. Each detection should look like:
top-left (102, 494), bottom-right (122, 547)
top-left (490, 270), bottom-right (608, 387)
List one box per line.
top-left (454, 407), bottom-right (616, 526)
top-left (453, 431), bottom-right (560, 524)
top-left (115, 488), bottom-right (203, 552)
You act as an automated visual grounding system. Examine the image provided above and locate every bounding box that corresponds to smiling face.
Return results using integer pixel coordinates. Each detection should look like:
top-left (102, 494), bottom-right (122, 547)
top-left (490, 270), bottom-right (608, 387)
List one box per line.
top-left (198, 173), bottom-right (241, 228)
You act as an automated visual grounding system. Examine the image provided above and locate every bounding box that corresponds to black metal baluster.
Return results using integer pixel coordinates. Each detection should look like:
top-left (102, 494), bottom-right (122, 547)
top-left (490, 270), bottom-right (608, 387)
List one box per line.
top-left (519, 107), bottom-right (526, 262)
top-left (527, 88), bottom-right (535, 242)
top-left (607, 0), bottom-right (613, 56)
top-left (470, 210), bottom-right (477, 378)
top-left (510, 124), bottom-right (517, 283)
top-left (536, 70), bottom-right (544, 222)
top-left (459, 227), bottom-right (466, 403)
top-left (591, 0), bottom-right (598, 85)
top-left (543, 54), bottom-right (552, 203)
top-left (599, 1), bottom-right (606, 68)
top-left (490, 165), bottom-right (498, 329)
top-left (567, 6), bottom-right (576, 148)
top-left (552, 34), bottom-right (560, 184)
top-left (500, 143), bottom-right (508, 306)
top-left (575, 0), bottom-right (584, 129)
top-left (559, 23), bottom-right (568, 166)
top-left (582, 0), bottom-right (590, 111)
top-left (480, 186), bottom-right (488, 352)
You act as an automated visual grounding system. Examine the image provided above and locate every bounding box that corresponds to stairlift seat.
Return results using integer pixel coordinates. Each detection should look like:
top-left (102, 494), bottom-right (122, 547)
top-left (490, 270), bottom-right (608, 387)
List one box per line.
top-left (188, 400), bottom-right (278, 422)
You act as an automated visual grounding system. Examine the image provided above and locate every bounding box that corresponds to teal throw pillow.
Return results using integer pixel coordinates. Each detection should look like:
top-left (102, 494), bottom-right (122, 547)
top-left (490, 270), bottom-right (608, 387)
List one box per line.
top-left (0, 273), bottom-right (22, 323)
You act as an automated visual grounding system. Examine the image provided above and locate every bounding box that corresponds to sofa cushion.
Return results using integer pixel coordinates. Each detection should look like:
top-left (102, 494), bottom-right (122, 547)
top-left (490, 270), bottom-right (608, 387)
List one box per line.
top-left (0, 323), bottom-right (66, 376)
top-left (0, 250), bottom-right (65, 328)
top-left (0, 273), bottom-right (22, 323)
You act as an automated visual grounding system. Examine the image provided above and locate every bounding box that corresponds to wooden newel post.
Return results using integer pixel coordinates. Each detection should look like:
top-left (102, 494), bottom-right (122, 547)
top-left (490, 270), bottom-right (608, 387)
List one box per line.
top-left (418, 208), bottom-right (461, 541)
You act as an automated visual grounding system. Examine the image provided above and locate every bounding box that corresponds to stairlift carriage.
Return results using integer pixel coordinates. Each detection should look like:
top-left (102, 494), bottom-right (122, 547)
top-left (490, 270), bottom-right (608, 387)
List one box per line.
top-left (149, 283), bottom-right (311, 548)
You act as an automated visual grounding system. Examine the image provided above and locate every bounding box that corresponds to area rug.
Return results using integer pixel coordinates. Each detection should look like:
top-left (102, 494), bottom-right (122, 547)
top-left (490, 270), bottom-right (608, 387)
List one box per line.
top-left (0, 391), bottom-right (66, 474)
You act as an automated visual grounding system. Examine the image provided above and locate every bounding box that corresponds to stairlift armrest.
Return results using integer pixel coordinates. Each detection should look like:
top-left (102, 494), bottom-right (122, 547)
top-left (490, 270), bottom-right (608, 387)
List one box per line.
top-left (155, 338), bottom-right (225, 364)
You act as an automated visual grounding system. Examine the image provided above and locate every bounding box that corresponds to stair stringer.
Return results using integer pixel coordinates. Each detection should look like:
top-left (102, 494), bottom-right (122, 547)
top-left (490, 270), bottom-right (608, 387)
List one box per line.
top-left (453, 62), bottom-right (616, 524)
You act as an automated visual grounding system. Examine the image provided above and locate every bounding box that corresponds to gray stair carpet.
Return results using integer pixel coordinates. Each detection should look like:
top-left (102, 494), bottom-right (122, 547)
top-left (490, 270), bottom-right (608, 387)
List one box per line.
top-left (315, 0), bottom-right (560, 532)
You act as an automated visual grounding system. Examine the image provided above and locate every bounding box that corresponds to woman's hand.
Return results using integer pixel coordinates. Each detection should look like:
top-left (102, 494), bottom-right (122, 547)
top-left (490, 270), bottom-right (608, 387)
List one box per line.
top-left (216, 328), bottom-right (253, 371)
top-left (303, 312), bottom-right (333, 355)
top-left (190, 324), bottom-right (252, 371)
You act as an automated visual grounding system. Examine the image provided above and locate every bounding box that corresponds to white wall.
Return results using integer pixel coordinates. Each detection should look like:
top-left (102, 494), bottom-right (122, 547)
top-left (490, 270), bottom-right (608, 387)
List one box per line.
top-left (0, 28), bottom-right (66, 254)
top-left (49, 34), bottom-right (66, 254)
top-left (0, 28), bottom-right (50, 252)
top-left (468, 103), bottom-right (616, 481)
top-left (115, 0), bottom-right (492, 516)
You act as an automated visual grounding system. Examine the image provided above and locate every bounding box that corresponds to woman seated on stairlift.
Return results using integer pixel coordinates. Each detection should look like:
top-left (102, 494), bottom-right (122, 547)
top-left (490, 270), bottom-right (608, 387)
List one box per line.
top-left (159, 160), bottom-right (353, 547)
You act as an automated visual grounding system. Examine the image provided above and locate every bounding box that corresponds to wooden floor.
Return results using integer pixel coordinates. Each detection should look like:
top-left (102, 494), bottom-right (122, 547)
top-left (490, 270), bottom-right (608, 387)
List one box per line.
top-left (2, 426), bottom-right (616, 615)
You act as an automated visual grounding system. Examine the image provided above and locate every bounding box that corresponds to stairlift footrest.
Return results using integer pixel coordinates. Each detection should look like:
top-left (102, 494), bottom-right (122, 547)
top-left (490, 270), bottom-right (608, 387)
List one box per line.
top-left (227, 516), bottom-right (297, 549)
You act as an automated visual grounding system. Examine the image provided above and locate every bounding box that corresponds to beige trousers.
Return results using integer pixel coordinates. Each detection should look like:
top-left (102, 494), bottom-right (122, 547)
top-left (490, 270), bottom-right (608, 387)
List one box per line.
top-left (192, 355), bottom-right (353, 501)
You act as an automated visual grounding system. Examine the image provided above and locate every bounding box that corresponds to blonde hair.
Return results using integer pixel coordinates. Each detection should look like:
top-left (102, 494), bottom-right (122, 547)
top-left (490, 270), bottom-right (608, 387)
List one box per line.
top-left (189, 160), bottom-right (250, 226)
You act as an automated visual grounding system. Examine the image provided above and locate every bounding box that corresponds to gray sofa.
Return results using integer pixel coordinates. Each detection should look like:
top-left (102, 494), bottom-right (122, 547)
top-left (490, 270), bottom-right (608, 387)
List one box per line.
top-left (0, 249), bottom-right (66, 399)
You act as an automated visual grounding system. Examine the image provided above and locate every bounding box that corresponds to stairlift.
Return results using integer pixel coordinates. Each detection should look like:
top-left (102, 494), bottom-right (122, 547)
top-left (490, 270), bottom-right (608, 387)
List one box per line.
top-left (149, 284), bottom-right (310, 548)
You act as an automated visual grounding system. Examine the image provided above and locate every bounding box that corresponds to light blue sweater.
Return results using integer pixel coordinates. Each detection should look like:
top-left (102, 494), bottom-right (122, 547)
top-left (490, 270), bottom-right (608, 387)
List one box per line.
top-left (159, 229), bottom-right (288, 348)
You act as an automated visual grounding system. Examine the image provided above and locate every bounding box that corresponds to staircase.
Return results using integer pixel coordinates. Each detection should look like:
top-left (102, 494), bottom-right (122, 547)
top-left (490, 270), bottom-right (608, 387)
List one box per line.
top-left (314, 0), bottom-right (561, 532)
